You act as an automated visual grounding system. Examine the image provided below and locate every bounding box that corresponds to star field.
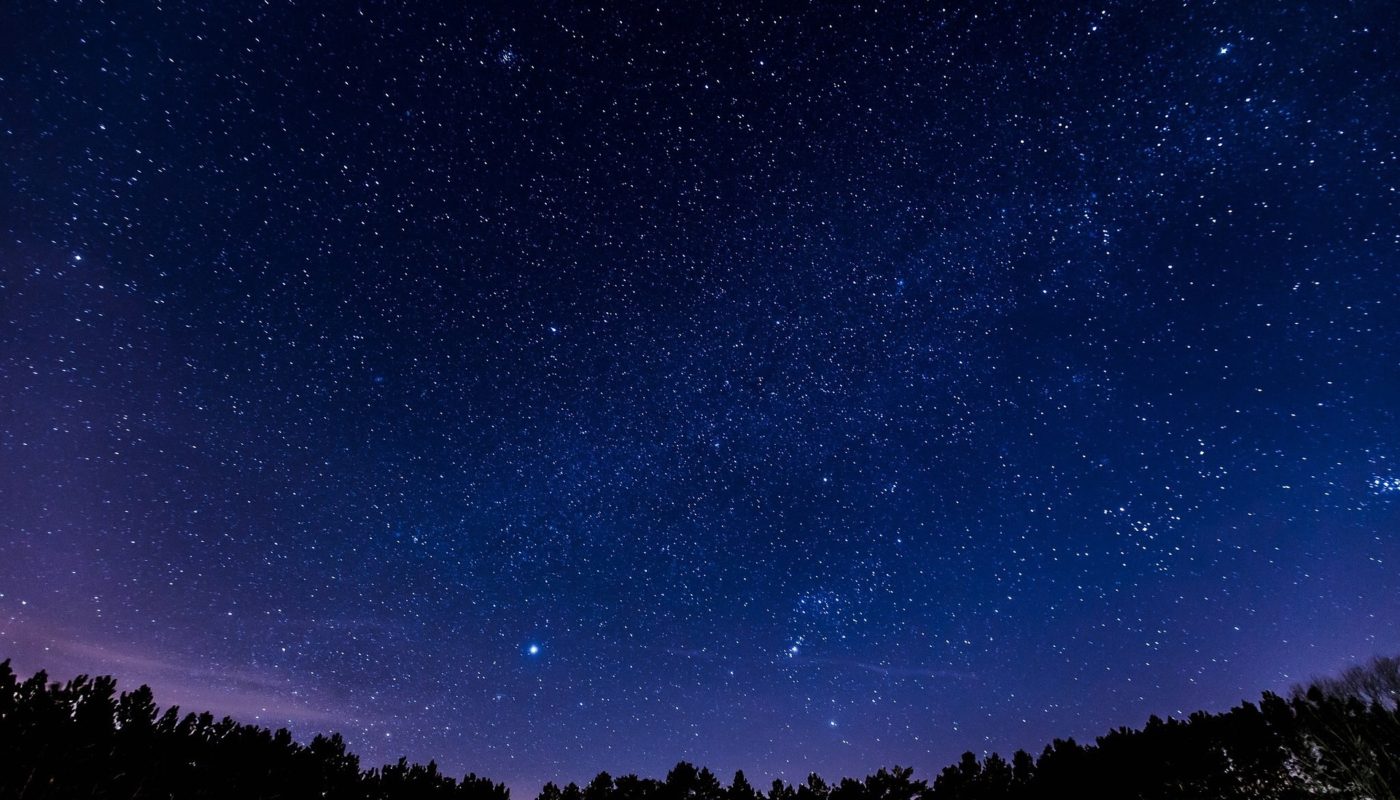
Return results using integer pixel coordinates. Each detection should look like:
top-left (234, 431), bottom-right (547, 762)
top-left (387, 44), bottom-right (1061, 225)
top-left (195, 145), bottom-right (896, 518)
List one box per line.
top-left (2, 0), bottom-right (1398, 793)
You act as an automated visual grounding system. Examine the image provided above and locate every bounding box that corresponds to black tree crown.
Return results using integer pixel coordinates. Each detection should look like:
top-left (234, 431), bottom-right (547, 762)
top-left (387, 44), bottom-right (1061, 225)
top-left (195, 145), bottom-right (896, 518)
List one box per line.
top-left (1, 655), bottom-right (1396, 800)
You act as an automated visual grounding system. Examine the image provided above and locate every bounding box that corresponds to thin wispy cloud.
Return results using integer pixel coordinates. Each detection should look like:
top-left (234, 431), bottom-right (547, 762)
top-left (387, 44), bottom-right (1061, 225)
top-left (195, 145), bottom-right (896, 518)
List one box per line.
top-left (3, 622), bottom-right (357, 727)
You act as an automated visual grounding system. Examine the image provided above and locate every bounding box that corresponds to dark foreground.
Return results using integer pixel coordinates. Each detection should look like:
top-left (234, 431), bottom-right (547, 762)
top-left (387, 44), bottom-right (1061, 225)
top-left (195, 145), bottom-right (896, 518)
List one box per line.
top-left (1, 657), bottom-right (1396, 800)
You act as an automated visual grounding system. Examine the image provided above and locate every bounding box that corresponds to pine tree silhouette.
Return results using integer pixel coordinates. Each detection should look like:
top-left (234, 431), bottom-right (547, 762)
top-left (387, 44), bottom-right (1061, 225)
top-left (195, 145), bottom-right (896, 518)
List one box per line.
top-left (1, 655), bottom-right (1396, 799)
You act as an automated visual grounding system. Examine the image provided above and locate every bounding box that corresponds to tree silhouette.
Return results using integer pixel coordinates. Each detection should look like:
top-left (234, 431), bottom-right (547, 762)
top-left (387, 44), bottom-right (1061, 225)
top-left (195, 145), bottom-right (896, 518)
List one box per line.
top-left (0, 659), bottom-right (509, 800)
top-left (727, 770), bottom-right (760, 800)
top-left (1, 655), bottom-right (1397, 800)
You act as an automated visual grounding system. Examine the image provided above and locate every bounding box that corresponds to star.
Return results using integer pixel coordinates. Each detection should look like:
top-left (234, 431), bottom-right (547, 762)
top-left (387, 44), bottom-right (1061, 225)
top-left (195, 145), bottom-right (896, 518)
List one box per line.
top-left (3, 0), bottom-right (1390, 789)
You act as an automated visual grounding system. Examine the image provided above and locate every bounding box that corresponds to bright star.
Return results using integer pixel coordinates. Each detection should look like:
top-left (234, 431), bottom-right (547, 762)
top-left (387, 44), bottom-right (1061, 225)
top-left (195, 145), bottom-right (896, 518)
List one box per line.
top-left (527, 644), bottom-right (540, 655)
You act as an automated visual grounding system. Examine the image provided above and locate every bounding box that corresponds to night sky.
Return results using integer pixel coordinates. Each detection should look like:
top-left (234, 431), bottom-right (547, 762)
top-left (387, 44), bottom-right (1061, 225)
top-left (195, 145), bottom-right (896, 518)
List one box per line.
top-left (3, 0), bottom-right (1399, 793)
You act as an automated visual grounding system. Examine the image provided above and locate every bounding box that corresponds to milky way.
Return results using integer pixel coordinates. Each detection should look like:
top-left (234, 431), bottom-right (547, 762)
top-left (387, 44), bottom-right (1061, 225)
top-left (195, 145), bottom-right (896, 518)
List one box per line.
top-left (2, 0), bottom-right (1398, 792)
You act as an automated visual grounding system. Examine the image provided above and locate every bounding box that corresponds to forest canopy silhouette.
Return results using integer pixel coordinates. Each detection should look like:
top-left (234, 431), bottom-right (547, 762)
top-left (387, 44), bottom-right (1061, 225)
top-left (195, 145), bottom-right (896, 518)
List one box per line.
top-left (0, 655), bottom-right (1396, 800)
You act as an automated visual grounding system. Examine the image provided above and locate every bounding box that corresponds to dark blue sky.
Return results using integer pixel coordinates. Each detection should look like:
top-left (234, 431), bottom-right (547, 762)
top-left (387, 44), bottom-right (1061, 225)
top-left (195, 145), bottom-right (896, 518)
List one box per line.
top-left (2, 0), bottom-right (1398, 793)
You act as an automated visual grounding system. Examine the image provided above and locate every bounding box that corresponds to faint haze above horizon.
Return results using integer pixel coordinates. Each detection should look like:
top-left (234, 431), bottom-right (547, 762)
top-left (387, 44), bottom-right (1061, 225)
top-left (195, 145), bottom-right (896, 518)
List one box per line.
top-left (2, 0), bottom-right (1398, 791)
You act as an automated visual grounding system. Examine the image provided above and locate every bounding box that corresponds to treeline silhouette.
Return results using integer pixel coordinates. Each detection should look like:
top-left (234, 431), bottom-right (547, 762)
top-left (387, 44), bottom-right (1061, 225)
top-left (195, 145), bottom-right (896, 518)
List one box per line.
top-left (0, 659), bottom-right (507, 800)
top-left (1, 656), bottom-right (1396, 800)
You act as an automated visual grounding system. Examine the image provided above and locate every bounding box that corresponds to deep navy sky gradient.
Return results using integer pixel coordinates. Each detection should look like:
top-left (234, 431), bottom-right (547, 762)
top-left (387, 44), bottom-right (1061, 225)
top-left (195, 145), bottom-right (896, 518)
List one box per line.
top-left (3, 0), bottom-right (1399, 793)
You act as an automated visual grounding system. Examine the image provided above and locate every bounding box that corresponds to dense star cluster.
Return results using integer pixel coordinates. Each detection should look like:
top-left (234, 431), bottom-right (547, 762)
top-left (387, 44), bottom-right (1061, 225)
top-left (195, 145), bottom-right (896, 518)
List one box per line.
top-left (2, 0), bottom-right (1398, 793)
